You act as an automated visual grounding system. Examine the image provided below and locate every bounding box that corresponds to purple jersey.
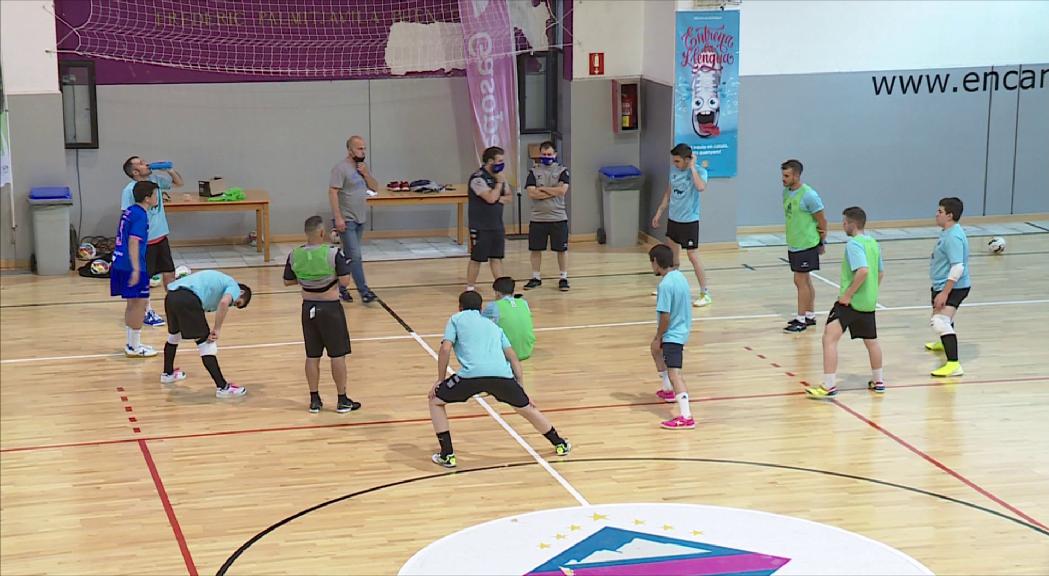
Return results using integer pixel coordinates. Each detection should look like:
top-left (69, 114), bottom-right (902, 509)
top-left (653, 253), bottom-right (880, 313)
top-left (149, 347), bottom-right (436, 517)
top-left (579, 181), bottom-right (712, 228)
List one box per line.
top-left (113, 204), bottom-right (148, 271)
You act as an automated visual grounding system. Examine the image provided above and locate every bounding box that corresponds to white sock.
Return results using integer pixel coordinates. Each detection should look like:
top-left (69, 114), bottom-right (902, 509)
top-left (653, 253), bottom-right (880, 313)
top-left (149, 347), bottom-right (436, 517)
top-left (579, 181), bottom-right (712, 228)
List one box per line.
top-left (466, 285), bottom-right (475, 292)
top-left (676, 392), bottom-right (692, 418)
top-left (796, 315), bottom-right (807, 323)
top-left (560, 271), bottom-right (568, 280)
top-left (127, 327), bottom-right (141, 349)
top-left (659, 371), bottom-right (672, 392)
top-left (872, 368), bottom-right (883, 383)
top-left (804, 311), bottom-right (815, 319)
top-left (532, 272), bottom-right (541, 280)
top-left (823, 373), bottom-right (836, 390)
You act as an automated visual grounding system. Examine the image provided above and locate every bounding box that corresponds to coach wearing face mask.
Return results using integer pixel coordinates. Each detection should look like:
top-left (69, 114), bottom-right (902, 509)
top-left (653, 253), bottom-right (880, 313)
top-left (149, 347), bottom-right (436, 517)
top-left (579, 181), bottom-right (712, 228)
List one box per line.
top-left (329, 135), bottom-right (379, 304)
top-left (465, 146), bottom-right (512, 291)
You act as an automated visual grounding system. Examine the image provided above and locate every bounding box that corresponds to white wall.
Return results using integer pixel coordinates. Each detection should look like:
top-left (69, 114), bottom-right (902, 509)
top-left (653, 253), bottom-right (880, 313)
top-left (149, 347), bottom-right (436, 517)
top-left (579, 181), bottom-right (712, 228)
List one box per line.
top-left (571, 0), bottom-right (645, 79)
top-left (641, 0), bottom-right (676, 86)
top-left (0, 0), bottom-right (59, 95)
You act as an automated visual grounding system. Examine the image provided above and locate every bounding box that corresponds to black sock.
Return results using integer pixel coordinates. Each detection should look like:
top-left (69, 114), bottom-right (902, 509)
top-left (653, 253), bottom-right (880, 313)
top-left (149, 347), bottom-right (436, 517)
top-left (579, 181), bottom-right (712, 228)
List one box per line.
top-left (436, 431), bottom-right (454, 457)
top-left (201, 355), bottom-right (227, 389)
top-left (941, 334), bottom-right (959, 362)
top-left (338, 393), bottom-right (349, 402)
top-left (163, 343), bottom-right (177, 374)
top-left (310, 391), bottom-right (321, 400)
top-left (543, 427), bottom-right (566, 446)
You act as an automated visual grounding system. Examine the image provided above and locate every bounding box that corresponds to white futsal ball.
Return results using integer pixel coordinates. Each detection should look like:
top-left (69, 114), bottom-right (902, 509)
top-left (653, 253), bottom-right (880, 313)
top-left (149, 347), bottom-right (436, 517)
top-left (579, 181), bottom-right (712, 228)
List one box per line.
top-left (175, 265), bottom-right (192, 278)
top-left (987, 236), bottom-right (1006, 254)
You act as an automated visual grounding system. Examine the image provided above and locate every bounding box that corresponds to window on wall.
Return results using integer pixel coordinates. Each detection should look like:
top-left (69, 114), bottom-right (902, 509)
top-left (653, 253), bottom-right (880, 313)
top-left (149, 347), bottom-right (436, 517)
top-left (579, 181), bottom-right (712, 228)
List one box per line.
top-left (518, 51), bottom-right (558, 134)
top-left (59, 60), bottom-right (99, 149)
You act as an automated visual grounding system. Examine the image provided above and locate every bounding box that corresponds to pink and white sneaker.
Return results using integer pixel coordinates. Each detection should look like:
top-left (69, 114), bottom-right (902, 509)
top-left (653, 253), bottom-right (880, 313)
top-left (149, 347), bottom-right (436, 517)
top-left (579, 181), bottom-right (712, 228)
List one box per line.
top-left (216, 383), bottom-right (247, 398)
top-left (660, 416), bottom-right (696, 430)
top-left (160, 369), bottom-right (187, 385)
top-left (656, 389), bottom-right (676, 402)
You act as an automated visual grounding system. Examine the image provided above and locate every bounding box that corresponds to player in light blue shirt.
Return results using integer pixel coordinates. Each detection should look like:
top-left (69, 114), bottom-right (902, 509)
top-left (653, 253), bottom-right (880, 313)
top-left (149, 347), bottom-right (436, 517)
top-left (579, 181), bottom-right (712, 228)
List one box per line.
top-left (648, 244), bottom-right (696, 430)
top-left (120, 156), bottom-right (184, 327)
top-left (162, 270), bottom-right (253, 399)
top-left (650, 143), bottom-right (711, 307)
top-left (427, 291), bottom-right (570, 468)
top-left (927, 197), bottom-right (971, 378)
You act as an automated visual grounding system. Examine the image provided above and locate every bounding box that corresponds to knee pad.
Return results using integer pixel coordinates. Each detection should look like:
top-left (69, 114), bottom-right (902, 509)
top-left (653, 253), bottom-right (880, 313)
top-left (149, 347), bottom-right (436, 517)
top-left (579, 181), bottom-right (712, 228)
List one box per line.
top-left (166, 333), bottom-right (182, 345)
top-left (930, 314), bottom-right (955, 336)
top-left (197, 341), bottom-right (218, 356)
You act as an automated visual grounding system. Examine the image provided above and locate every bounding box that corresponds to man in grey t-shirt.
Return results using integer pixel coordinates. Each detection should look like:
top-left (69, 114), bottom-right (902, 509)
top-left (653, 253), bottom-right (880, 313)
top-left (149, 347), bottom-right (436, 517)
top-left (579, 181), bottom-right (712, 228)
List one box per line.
top-left (524, 141), bottom-right (571, 292)
top-left (329, 135), bottom-right (379, 303)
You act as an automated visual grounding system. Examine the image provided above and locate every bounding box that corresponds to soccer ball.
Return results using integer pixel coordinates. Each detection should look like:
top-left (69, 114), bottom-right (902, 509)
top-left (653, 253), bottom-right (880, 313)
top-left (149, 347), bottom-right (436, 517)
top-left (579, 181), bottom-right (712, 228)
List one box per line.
top-left (149, 274), bottom-right (162, 287)
top-left (77, 242), bottom-right (97, 260)
top-left (89, 259), bottom-right (110, 275)
top-left (987, 236), bottom-right (1006, 254)
top-left (175, 265), bottom-right (192, 278)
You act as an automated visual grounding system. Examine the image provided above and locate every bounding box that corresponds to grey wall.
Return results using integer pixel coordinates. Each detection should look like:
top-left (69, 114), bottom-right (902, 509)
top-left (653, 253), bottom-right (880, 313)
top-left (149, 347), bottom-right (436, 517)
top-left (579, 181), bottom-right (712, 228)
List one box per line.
top-left (640, 80), bottom-right (671, 240)
top-left (1, 93), bottom-right (67, 264)
top-left (64, 77), bottom-right (494, 242)
top-left (1013, 64), bottom-right (1049, 213)
top-left (566, 79), bottom-right (640, 236)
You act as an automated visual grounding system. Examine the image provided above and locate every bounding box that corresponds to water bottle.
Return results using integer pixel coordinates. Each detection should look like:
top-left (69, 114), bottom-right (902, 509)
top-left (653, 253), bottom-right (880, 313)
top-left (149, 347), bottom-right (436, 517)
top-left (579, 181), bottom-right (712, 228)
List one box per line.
top-left (149, 161), bottom-right (173, 170)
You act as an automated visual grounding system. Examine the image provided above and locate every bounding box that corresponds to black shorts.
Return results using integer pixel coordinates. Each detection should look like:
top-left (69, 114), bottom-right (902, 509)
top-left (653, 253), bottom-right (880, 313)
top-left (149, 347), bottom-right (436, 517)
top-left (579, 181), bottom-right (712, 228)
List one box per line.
top-left (434, 374), bottom-right (531, 408)
top-left (666, 220), bottom-right (700, 249)
top-left (470, 228), bottom-right (505, 262)
top-left (828, 302), bottom-right (877, 340)
top-left (528, 220), bottom-right (569, 252)
top-left (930, 287), bottom-right (970, 308)
top-left (164, 288), bottom-right (210, 342)
top-left (661, 342), bottom-right (685, 369)
top-left (146, 237), bottom-right (176, 277)
top-left (788, 245), bottom-right (821, 273)
top-left (302, 300), bottom-right (351, 358)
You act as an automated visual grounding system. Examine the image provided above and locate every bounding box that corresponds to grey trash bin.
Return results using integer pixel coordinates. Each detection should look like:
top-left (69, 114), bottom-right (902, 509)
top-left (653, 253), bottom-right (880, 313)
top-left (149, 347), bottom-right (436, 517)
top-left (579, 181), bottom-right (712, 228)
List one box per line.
top-left (598, 165), bottom-right (644, 247)
top-left (28, 186), bottom-right (74, 275)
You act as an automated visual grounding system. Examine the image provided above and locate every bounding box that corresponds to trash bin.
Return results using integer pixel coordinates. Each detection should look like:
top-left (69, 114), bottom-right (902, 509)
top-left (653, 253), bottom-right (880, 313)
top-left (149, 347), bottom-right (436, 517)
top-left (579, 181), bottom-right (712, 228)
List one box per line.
top-left (28, 186), bottom-right (74, 275)
top-left (598, 165), bottom-right (644, 247)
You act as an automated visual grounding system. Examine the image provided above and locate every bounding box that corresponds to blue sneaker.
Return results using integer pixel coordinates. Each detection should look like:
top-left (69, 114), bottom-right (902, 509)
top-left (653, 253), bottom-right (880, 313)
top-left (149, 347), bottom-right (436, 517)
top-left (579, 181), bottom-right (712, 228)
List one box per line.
top-left (339, 289), bottom-right (354, 303)
top-left (144, 309), bottom-right (166, 327)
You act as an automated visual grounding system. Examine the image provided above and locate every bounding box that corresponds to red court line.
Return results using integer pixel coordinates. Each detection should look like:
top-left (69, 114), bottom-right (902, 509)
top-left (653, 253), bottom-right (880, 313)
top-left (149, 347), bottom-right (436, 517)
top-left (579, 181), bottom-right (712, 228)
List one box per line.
top-left (139, 439), bottom-right (198, 576)
top-left (831, 399), bottom-right (1048, 531)
top-left (2, 376), bottom-right (1043, 455)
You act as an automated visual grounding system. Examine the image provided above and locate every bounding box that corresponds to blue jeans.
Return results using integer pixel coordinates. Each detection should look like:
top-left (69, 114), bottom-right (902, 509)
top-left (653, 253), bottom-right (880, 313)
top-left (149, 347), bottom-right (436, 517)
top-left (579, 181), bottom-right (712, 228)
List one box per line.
top-left (338, 220), bottom-right (370, 295)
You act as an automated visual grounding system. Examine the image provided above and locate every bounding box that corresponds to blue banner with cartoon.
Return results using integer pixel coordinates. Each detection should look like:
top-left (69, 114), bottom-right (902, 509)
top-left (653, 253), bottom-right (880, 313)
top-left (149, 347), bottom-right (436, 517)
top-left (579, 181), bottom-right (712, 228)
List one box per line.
top-left (675, 10), bottom-right (739, 177)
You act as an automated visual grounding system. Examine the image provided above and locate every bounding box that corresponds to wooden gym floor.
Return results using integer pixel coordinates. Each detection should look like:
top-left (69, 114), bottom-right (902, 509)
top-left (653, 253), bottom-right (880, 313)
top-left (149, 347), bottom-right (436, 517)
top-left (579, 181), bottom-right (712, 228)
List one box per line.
top-left (1, 232), bottom-right (1047, 575)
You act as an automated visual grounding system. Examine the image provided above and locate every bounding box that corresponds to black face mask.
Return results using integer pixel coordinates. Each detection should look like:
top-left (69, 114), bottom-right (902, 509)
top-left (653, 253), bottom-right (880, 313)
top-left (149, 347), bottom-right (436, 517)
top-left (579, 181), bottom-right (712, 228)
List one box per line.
top-left (352, 155), bottom-right (366, 163)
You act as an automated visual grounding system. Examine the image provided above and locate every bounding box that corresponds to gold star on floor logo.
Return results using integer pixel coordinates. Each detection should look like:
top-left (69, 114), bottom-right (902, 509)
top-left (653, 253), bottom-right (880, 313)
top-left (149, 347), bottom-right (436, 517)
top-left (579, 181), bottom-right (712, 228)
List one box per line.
top-left (539, 542), bottom-right (550, 549)
top-left (555, 533), bottom-right (566, 540)
top-left (633, 519), bottom-right (646, 525)
top-left (569, 524), bottom-right (581, 531)
top-left (662, 524), bottom-right (674, 531)
top-left (591, 512), bottom-right (608, 521)
top-left (692, 529), bottom-right (703, 536)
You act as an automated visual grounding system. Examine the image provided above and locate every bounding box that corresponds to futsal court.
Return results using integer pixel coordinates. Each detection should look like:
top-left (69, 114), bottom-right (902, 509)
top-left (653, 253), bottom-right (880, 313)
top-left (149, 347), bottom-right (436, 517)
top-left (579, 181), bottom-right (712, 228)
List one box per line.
top-left (2, 231), bottom-right (1047, 574)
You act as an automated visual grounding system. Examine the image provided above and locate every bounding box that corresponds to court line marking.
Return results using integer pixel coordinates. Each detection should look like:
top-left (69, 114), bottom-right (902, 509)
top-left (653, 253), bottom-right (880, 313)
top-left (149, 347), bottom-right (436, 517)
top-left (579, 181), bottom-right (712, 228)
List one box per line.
top-left (742, 345), bottom-right (1049, 532)
top-left (2, 375), bottom-right (1043, 455)
top-left (4, 298), bottom-right (1046, 366)
top-left (139, 439), bottom-right (198, 576)
top-left (407, 331), bottom-right (590, 507)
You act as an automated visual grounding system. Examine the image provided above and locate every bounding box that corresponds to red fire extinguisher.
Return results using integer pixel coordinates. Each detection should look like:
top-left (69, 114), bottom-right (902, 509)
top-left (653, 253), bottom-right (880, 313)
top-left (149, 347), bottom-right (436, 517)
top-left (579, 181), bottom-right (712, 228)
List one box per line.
top-left (621, 92), bottom-right (634, 129)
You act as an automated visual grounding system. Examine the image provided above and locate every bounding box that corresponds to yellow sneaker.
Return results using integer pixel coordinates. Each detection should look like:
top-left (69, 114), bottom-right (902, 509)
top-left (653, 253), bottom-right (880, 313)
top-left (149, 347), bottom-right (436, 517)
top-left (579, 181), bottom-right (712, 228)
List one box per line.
top-left (693, 293), bottom-right (712, 307)
top-left (805, 385), bottom-right (837, 399)
top-left (924, 341), bottom-right (944, 352)
top-left (931, 361), bottom-right (964, 377)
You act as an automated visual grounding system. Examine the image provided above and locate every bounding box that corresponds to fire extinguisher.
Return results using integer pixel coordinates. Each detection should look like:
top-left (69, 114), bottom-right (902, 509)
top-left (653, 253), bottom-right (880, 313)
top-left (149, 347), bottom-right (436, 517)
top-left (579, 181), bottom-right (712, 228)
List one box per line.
top-left (621, 93), bottom-right (633, 129)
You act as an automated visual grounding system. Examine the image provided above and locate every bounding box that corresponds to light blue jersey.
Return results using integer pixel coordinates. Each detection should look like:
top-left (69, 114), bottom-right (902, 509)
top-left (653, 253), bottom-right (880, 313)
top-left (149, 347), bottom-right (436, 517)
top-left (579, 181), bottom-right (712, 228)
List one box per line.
top-left (443, 310), bottom-right (514, 379)
top-left (668, 166), bottom-right (706, 223)
top-left (167, 270), bottom-right (242, 312)
top-left (656, 269), bottom-right (692, 345)
top-left (121, 173), bottom-right (173, 241)
top-left (930, 223), bottom-right (970, 290)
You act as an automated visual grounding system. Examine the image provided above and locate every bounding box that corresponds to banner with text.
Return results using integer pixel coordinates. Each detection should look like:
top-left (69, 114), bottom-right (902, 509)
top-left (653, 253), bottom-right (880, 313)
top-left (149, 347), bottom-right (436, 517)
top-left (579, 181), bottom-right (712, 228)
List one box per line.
top-left (674, 10), bottom-right (739, 177)
top-left (460, 0), bottom-right (519, 186)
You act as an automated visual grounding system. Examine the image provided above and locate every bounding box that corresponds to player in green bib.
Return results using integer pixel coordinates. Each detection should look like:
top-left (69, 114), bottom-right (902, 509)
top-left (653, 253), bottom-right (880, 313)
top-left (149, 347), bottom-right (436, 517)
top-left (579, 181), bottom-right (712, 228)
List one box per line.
top-left (482, 277), bottom-right (536, 360)
top-left (807, 207), bottom-right (886, 398)
top-left (781, 159), bottom-right (828, 333)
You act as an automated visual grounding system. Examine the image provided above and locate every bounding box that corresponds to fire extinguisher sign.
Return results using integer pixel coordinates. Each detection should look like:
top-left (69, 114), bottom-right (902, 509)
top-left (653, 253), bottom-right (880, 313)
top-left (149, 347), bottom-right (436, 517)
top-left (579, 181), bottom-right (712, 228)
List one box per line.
top-left (674, 10), bottom-right (739, 177)
top-left (589, 52), bottom-right (604, 76)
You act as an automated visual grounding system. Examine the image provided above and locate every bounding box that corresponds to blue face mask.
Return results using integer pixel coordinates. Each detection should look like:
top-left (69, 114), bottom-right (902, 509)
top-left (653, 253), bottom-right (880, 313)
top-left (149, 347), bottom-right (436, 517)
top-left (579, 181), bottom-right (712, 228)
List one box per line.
top-left (539, 157), bottom-right (556, 166)
top-left (492, 162), bottom-right (506, 173)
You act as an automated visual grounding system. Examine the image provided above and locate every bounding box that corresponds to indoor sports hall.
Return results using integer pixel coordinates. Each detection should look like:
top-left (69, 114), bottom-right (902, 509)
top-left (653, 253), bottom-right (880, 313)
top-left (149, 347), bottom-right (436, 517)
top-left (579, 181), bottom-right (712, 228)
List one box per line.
top-left (1, 2), bottom-right (1047, 575)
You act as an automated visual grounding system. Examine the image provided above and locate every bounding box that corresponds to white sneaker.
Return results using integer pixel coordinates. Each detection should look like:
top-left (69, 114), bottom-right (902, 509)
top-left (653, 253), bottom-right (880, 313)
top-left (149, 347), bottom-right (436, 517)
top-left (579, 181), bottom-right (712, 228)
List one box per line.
top-left (651, 290), bottom-right (658, 296)
top-left (693, 293), bottom-right (712, 307)
top-left (160, 369), bottom-right (187, 385)
top-left (216, 383), bottom-right (247, 398)
top-left (125, 345), bottom-right (158, 358)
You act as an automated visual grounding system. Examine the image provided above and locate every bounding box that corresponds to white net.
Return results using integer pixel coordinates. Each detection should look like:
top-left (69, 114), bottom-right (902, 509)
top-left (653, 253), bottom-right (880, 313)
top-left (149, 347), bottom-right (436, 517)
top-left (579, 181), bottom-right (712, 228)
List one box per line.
top-left (54, 0), bottom-right (565, 78)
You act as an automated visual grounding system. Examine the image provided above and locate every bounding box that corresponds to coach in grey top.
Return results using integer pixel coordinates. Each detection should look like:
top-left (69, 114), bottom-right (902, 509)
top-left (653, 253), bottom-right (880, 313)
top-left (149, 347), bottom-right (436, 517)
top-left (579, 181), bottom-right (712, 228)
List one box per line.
top-left (524, 141), bottom-right (571, 292)
top-left (329, 135), bottom-right (379, 304)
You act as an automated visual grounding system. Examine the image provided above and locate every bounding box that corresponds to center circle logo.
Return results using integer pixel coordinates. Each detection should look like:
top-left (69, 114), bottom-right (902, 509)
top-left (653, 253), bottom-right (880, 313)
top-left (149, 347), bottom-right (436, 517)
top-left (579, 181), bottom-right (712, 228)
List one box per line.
top-left (400, 503), bottom-right (931, 575)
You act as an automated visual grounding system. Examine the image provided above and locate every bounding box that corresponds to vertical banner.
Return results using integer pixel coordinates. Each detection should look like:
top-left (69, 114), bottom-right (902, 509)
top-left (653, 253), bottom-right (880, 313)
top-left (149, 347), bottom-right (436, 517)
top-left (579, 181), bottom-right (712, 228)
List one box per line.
top-left (674, 10), bottom-right (740, 177)
top-left (460, 0), bottom-right (520, 185)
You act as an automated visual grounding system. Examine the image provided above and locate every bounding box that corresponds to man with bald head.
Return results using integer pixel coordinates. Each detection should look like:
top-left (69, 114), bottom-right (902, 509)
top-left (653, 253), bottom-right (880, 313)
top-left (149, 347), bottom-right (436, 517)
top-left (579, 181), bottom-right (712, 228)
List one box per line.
top-left (329, 135), bottom-right (379, 303)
